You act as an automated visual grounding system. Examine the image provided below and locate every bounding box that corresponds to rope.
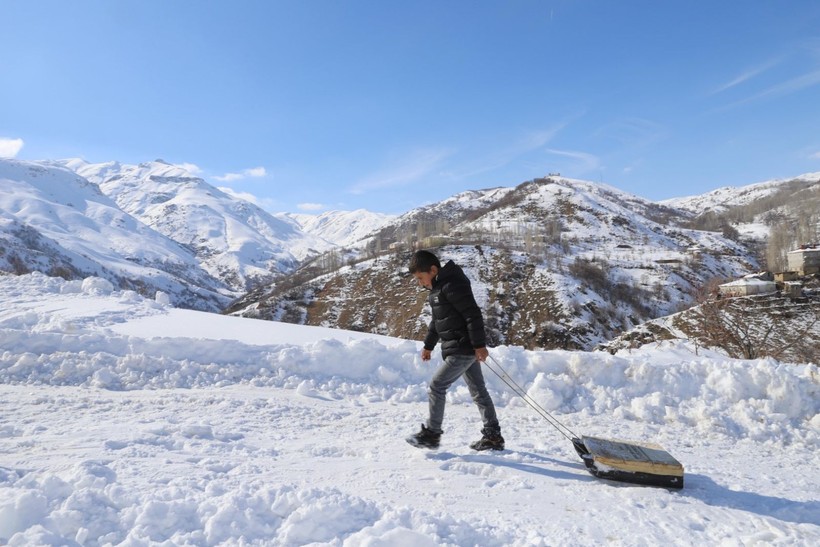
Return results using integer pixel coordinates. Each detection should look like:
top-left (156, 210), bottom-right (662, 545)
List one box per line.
top-left (483, 354), bottom-right (580, 443)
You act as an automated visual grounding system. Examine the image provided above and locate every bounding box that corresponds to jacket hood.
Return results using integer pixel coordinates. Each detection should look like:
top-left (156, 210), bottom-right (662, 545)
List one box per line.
top-left (435, 260), bottom-right (468, 286)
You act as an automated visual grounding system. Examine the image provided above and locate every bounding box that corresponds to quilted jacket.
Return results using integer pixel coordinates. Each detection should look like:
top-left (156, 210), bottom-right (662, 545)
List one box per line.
top-left (423, 260), bottom-right (487, 358)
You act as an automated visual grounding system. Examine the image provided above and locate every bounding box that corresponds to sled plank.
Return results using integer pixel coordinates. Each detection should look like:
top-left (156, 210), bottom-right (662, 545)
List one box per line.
top-left (581, 436), bottom-right (684, 477)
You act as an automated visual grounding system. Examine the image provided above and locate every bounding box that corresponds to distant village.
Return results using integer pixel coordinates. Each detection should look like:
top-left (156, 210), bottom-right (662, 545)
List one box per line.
top-left (718, 243), bottom-right (820, 300)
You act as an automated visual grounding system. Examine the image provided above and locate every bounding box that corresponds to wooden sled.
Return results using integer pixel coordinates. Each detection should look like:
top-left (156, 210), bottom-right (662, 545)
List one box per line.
top-left (484, 356), bottom-right (685, 490)
top-left (573, 436), bottom-right (684, 489)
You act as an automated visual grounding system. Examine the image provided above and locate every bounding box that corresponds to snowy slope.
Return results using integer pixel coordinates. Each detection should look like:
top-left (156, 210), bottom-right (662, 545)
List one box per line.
top-left (0, 159), bottom-right (227, 310)
top-left (662, 171), bottom-right (820, 215)
top-left (1, 273), bottom-right (817, 545)
top-left (286, 209), bottom-right (396, 248)
top-left (237, 177), bottom-right (757, 350)
top-left (59, 159), bottom-right (329, 291)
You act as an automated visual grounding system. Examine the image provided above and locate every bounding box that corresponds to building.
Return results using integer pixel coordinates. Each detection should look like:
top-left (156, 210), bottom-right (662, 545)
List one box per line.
top-left (783, 281), bottom-right (803, 298)
top-left (718, 276), bottom-right (777, 297)
top-left (775, 271), bottom-right (800, 283)
top-left (787, 244), bottom-right (820, 275)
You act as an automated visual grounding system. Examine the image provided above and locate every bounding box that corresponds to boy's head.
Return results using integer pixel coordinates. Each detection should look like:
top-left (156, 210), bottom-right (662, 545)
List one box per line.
top-left (409, 250), bottom-right (441, 289)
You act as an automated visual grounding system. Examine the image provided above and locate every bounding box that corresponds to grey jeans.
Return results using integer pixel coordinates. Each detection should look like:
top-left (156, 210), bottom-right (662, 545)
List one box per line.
top-left (426, 354), bottom-right (500, 434)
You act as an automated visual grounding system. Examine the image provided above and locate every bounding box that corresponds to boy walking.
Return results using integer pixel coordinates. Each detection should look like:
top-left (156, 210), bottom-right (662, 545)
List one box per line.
top-left (406, 250), bottom-right (504, 451)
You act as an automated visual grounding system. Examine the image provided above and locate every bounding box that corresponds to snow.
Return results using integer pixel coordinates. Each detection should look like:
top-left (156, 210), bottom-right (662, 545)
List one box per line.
top-left (662, 171), bottom-right (820, 215)
top-left (285, 210), bottom-right (395, 249)
top-left (1, 272), bottom-right (818, 545)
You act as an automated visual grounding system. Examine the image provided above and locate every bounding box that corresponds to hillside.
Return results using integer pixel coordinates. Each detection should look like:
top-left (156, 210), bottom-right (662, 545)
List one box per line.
top-left (0, 159), bottom-right (229, 310)
top-left (601, 277), bottom-right (820, 363)
top-left (0, 158), bottom-right (340, 310)
top-left (227, 176), bottom-right (760, 350)
top-left (666, 172), bottom-right (820, 271)
top-left (60, 159), bottom-right (330, 291)
top-left (284, 209), bottom-right (395, 248)
top-left (3, 158), bottom-right (817, 352)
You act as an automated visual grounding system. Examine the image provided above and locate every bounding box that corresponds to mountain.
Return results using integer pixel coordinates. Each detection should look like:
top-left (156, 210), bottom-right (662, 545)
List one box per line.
top-left (285, 209), bottom-right (395, 248)
top-left (662, 171), bottom-right (820, 215)
top-left (3, 157), bottom-right (816, 353)
top-left (58, 159), bottom-right (330, 292)
top-left (0, 158), bottom-right (228, 310)
top-left (226, 175), bottom-right (761, 350)
top-left (0, 157), bottom-right (338, 310)
top-left (663, 172), bottom-right (820, 272)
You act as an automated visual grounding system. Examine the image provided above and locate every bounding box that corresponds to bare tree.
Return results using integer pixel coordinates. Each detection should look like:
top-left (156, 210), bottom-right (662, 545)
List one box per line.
top-left (674, 282), bottom-right (820, 361)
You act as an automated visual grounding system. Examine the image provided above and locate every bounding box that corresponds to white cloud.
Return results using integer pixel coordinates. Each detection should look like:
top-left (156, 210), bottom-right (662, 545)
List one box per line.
top-left (244, 167), bottom-right (267, 178)
top-left (810, 150), bottom-right (820, 160)
top-left (175, 162), bottom-right (203, 175)
top-left (214, 172), bottom-right (244, 182)
top-left (0, 137), bottom-right (24, 158)
top-left (297, 202), bottom-right (325, 211)
top-left (214, 166), bottom-right (267, 182)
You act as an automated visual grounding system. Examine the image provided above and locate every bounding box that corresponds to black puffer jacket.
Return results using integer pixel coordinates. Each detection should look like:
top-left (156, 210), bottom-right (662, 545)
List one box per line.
top-left (423, 260), bottom-right (487, 358)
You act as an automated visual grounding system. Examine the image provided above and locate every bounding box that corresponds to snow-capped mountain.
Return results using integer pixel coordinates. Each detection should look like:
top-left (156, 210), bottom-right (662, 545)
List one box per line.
top-left (0, 159), bottom-right (228, 310)
top-left (57, 159), bottom-right (330, 292)
top-left (285, 209), bottom-right (395, 248)
top-left (3, 157), bottom-right (816, 350)
top-left (662, 171), bottom-right (820, 215)
top-left (228, 175), bottom-right (761, 350)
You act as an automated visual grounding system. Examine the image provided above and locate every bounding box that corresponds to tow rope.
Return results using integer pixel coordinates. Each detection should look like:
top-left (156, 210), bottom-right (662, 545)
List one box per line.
top-left (483, 355), bottom-right (590, 457)
top-left (482, 354), bottom-right (685, 489)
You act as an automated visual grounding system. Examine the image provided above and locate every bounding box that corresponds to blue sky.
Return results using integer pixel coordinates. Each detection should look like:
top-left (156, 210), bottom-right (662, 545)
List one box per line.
top-left (2, 1), bottom-right (820, 214)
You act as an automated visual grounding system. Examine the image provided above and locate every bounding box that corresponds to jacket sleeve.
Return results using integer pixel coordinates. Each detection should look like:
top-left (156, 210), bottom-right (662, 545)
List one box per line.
top-left (423, 318), bottom-right (439, 350)
top-left (444, 282), bottom-right (487, 349)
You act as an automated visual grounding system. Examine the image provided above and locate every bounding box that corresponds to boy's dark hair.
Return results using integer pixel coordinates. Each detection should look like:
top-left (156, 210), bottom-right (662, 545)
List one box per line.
top-left (409, 250), bottom-right (441, 273)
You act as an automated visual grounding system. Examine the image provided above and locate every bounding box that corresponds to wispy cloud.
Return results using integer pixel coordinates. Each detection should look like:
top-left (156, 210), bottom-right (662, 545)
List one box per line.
top-left (451, 126), bottom-right (565, 180)
top-left (711, 58), bottom-right (782, 95)
top-left (545, 148), bottom-right (601, 174)
top-left (723, 68), bottom-right (820, 109)
top-left (809, 150), bottom-right (820, 160)
top-left (348, 148), bottom-right (454, 194)
top-left (593, 118), bottom-right (666, 149)
top-left (214, 166), bottom-right (268, 183)
top-left (0, 137), bottom-right (24, 158)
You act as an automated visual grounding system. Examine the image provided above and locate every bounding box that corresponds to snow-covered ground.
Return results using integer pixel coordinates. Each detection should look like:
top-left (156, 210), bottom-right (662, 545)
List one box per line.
top-left (1, 273), bottom-right (817, 546)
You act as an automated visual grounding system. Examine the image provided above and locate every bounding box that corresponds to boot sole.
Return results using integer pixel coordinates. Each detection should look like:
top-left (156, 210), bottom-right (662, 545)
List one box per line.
top-left (406, 437), bottom-right (439, 449)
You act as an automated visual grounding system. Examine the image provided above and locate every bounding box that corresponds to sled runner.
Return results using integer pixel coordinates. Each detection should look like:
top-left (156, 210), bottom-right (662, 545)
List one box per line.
top-left (484, 356), bottom-right (685, 489)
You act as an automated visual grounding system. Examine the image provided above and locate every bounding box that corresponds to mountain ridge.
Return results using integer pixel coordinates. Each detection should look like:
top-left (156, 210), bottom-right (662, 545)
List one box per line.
top-left (227, 175), bottom-right (773, 350)
top-left (3, 157), bottom-right (817, 352)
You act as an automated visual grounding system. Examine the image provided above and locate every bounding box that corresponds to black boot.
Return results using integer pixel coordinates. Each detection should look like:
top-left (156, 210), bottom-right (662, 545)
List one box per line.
top-left (470, 428), bottom-right (505, 451)
top-left (406, 424), bottom-right (441, 449)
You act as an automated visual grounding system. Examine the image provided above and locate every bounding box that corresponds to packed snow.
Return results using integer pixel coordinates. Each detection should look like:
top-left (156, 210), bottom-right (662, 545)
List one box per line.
top-left (0, 273), bottom-right (817, 546)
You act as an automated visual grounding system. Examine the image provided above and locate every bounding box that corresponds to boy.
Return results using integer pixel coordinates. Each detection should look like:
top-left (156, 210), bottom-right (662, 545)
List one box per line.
top-left (406, 250), bottom-right (504, 451)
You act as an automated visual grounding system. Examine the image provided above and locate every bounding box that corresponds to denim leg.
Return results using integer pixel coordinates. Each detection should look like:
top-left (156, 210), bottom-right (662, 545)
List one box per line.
top-left (426, 354), bottom-right (476, 433)
top-left (462, 360), bottom-right (500, 432)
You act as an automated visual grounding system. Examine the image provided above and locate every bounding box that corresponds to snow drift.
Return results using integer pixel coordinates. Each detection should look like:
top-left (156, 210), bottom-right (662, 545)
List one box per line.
top-left (0, 273), bottom-right (817, 545)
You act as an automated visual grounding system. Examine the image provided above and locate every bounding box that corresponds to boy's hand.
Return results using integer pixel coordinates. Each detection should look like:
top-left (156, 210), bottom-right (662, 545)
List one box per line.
top-left (475, 347), bottom-right (489, 362)
top-left (421, 348), bottom-right (432, 361)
